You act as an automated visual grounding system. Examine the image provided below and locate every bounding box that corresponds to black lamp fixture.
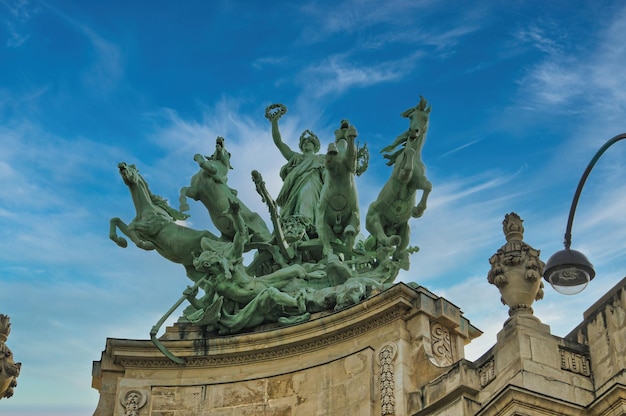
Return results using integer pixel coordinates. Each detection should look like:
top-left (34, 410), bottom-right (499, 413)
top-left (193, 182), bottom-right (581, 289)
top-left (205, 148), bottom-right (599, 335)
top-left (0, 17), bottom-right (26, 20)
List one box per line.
top-left (544, 133), bottom-right (626, 295)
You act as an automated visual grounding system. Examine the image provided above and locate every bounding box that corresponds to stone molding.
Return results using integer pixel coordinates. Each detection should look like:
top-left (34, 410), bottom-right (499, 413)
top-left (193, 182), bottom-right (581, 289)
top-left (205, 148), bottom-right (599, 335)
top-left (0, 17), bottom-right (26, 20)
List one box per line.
top-left (476, 385), bottom-right (587, 416)
top-left (120, 307), bottom-right (407, 369)
top-left (378, 343), bottom-right (397, 415)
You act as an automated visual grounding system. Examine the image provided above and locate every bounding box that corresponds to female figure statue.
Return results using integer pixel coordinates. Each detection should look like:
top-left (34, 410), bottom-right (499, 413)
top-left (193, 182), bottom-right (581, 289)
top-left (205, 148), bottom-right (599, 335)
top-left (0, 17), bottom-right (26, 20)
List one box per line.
top-left (266, 104), bottom-right (325, 225)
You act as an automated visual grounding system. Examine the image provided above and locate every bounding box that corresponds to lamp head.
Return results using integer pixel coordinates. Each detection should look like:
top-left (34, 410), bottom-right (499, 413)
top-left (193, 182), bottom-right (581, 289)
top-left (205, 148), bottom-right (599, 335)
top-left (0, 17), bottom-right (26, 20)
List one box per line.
top-left (543, 248), bottom-right (595, 295)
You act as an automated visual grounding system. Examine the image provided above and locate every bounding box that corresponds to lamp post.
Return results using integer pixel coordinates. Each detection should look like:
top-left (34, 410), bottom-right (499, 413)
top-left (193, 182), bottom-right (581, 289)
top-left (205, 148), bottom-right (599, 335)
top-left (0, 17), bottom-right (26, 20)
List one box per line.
top-left (543, 133), bottom-right (626, 295)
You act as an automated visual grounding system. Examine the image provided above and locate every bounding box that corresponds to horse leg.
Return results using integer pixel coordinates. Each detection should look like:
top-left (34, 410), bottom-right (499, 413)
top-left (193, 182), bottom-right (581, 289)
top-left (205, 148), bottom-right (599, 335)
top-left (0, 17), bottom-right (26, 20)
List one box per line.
top-left (318, 223), bottom-right (334, 259)
top-left (365, 207), bottom-right (400, 248)
top-left (314, 207), bottom-right (333, 259)
top-left (110, 218), bottom-right (156, 251)
top-left (392, 224), bottom-right (412, 270)
top-left (412, 178), bottom-right (432, 218)
top-left (317, 214), bottom-right (352, 285)
top-left (109, 218), bottom-right (129, 248)
top-left (342, 212), bottom-right (360, 252)
top-left (179, 187), bottom-right (191, 212)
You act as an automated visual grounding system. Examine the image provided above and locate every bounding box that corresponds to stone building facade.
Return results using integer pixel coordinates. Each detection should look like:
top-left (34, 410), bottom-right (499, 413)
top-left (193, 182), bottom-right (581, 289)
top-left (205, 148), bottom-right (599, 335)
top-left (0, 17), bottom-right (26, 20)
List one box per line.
top-left (92, 276), bottom-right (626, 415)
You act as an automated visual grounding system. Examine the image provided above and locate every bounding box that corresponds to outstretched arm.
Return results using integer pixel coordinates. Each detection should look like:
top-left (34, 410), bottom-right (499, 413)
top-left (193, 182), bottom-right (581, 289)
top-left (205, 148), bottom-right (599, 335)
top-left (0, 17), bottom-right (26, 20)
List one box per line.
top-left (183, 285), bottom-right (203, 309)
top-left (270, 117), bottom-right (295, 161)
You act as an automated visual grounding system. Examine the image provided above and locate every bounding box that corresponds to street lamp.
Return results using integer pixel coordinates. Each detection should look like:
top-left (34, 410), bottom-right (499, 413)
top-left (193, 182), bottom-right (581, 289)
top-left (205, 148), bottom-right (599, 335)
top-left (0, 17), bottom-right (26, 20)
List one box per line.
top-left (544, 133), bottom-right (626, 295)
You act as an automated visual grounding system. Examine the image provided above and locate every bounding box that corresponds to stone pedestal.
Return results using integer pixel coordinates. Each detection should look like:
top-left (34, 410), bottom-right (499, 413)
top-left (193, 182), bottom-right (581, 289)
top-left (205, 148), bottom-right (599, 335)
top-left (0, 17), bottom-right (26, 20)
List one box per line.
top-left (92, 283), bottom-right (480, 416)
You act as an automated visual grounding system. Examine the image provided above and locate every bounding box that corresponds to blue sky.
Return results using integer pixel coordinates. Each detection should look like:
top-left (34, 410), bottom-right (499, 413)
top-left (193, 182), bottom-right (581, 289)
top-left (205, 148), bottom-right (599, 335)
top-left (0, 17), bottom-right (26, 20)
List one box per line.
top-left (1, 0), bottom-right (626, 414)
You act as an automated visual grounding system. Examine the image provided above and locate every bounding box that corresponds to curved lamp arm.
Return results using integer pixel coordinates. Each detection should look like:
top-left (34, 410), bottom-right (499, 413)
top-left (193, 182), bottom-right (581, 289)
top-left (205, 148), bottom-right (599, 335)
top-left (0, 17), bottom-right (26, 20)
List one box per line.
top-left (563, 133), bottom-right (626, 249)
top-left (544, 132), bottom-right (626, 295)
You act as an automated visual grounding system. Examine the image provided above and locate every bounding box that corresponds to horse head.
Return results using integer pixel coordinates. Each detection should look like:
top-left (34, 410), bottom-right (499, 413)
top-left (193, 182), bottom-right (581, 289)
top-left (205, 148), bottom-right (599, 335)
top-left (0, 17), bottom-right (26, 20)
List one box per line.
top-left (402, 96), bottom-right (431, 145)
top-left (119, 162), bottom-right (188, 221)
top-left (334, 120), bottom-right (357, 143)
top-left (382, 96), bottom-right (431, 166)
top-left (208, 136), bottom-right (232, 176)
top-left (118, 162), bottom-right (142, 187)
top-left (118, 162), bottom-right (154, 206)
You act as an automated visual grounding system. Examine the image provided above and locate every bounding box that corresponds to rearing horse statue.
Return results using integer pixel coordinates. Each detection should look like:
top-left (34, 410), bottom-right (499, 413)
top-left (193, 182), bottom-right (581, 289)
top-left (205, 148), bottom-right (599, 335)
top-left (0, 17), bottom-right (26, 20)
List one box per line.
top-left (179, 137), bottom-right (287, 273)
top-left (110, 162), bottom-right (219, 282)
top-left (316, 120), bottom-right (361, 259)
top-left (365, 96), bottom-right (432, 266)
top-left (179, 137), bottom-right (273, 243)
top-left (316, 120), bottom-right (362, 285)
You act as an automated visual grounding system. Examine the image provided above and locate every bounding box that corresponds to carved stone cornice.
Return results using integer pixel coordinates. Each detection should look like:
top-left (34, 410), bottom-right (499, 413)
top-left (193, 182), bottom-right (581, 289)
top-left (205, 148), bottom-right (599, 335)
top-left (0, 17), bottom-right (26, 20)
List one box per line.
top-left (110, 283), bottom-right (417, 369)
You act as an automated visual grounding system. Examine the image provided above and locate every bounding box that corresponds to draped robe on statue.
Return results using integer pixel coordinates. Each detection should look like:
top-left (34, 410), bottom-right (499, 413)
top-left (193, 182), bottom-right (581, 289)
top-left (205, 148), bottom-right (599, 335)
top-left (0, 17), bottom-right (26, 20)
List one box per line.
top-left (277, 153), bottom-right (325, 222)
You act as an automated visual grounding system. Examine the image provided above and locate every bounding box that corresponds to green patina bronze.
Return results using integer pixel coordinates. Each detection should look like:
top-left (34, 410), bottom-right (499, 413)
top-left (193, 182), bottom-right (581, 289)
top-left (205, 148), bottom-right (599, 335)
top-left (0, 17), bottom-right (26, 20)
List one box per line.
top-left (365, 96), bottom-right (431, 268)
top-left (111, 98), bottom-right (432, 362)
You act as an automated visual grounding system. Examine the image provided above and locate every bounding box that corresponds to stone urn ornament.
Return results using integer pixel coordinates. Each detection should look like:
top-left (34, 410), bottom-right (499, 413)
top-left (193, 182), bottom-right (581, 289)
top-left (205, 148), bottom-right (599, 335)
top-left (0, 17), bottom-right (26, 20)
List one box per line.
top-left (488, 213), bottom-right (545, 316)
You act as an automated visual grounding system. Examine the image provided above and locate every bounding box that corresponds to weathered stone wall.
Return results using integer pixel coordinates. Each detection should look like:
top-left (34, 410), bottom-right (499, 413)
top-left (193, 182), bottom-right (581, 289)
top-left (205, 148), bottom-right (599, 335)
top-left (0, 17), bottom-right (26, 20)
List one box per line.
top-left (148, 350), bottom-right (373, 415)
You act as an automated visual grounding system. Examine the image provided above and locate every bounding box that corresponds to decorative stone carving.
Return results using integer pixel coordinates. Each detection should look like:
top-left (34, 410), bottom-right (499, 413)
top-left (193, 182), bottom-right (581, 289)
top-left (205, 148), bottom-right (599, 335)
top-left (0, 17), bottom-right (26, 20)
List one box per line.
top-left (0, 314), bottom-right (20, 400)
top-left (431, 322), bottom-right (454, 366)
top-left (559, 348), bottom-right (591, 377)
top-left (379, 343), bottom-right (397, 415)
top-left (120, 390), bottom-right (147, 416)
top-left (123, 306), bottom-right (409, 369)
top-left (487, 213), bottom-right (545, 316)
top-left (479, 358), bottom-right (496, 387)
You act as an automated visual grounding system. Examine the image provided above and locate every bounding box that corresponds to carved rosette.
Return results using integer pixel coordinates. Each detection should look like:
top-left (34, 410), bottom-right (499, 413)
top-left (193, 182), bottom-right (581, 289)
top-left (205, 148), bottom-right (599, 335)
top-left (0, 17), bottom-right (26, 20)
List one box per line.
top-left (0, 314), bottom-right (21, 400)
top-left (487, 213), bottom-right (545, 316)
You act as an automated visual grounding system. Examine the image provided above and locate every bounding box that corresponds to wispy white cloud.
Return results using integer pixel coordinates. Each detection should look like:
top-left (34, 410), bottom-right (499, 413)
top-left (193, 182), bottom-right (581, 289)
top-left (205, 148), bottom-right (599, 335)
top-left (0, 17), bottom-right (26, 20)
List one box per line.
top-left (80, 29), bottom-right (124, 92)
top-left (588, 7), bottom-right (626, 117)
top-left (252, 56), bottom-right (290, 70)
top-left (362, 22), bottom-right (481, 55)
top-left (440, 132), bottom-right (493, 157)
top-left (0, 0), bottom-right (37, 20)
top-left (515, 5), bottom-right (626, 115)
top-left (296, 0), bottom-right (485, 60)
top-left (0, 86), bottom-right (48, 117)
top-left (298, 0), bottom-right (443, 43)
top-left (43, 3), bottom-right (124, 93)
top-left (1, 0), bottom-right (39, 47)
top-left (4, 21), bottom-right (29, 47)
top-left (253, 2), bottom-right (485, 100)
top-left (430, 166), bottom-right (527, 208)
top-left (520, 60), bottom-right (584, 105)
top-left (297, 51), bottom-right (422, 97)
top-left (515, 21), bottom-right (563, 55)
